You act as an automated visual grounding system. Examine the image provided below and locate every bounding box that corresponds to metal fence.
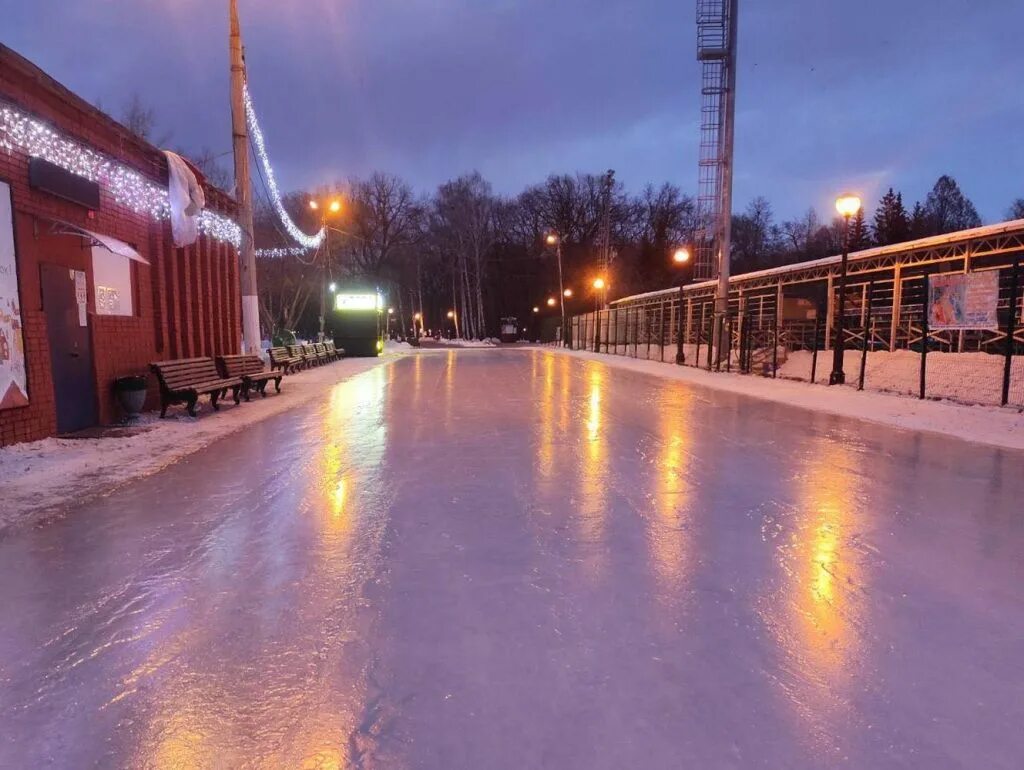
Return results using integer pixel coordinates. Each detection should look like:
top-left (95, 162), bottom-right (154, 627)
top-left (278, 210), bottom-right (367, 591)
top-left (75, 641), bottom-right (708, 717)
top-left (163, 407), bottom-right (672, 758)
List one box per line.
top-left (566, 259), bottom-right (1024, 409)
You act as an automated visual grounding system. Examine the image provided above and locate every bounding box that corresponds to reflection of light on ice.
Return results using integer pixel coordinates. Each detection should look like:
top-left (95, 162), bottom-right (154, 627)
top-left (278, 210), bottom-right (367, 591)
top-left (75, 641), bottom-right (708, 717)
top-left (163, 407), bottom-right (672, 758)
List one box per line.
top-left (576, 364), bottom-right (607, 573)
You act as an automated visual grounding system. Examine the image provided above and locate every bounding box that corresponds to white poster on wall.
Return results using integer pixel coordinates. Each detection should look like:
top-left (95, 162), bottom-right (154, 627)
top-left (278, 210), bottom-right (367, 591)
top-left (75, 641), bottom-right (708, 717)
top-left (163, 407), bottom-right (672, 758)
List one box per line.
top-left (0, 181), bottom-right (29, 410)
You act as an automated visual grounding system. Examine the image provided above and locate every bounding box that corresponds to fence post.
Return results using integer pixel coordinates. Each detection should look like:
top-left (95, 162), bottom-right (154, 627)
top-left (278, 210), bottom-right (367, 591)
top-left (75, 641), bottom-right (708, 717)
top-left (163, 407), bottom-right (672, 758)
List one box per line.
top-left (1003, 257), bottom-right (1020, 406)
top-left (772, 316), bottom-right (778, 378)
top-left (707, 309), bottom-right (715, 371)
top-left (859, 280), bottom-right (874, 391)
top-left (659, 300), bottom-right (666, 362)
top-left (920, 273), bottom-right (930, 399)
top-left (724, 316), bottom-right (732, 372)
top-left (811, 313), bottom-right (822, 384)
top-left (676, 286), bottom-right (685, 364)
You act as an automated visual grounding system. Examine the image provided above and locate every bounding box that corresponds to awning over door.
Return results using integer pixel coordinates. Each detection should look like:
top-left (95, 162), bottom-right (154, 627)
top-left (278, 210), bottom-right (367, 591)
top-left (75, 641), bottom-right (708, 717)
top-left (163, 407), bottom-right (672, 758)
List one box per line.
top-left (48, 220), bottom-right (150, 264)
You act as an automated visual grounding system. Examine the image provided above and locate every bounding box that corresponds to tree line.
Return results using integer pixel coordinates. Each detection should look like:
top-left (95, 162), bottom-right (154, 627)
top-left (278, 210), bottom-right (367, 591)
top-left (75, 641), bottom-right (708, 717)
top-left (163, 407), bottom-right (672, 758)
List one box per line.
top-left (256, 170), bottom-right (1017, 340)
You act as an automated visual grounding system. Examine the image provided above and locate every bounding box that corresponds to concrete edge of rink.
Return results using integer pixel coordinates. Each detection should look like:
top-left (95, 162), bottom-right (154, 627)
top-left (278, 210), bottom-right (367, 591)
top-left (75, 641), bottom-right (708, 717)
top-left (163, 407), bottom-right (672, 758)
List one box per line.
top-left (547, 347), bottom-right (1024, 453)
top-left (0, 353), bottom-right (407, 535)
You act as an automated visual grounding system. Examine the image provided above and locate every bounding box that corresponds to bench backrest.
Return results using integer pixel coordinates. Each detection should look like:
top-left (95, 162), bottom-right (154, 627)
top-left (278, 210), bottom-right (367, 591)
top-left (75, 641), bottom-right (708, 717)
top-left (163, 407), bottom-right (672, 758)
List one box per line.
top-left (314, 343), bottom-right (327, 356)
top-left (288, 344), bottom-right (305, 357)
top-left (217, 354), bottom-right (267, 378)
top-left (301, 344), bottom-right (318, 357)
top-left (150, 357), bottom-right (222, 391)
top-left (324, 341), bottom-right (336, 354)
top-left (269, 346), bottom-right (296, 364)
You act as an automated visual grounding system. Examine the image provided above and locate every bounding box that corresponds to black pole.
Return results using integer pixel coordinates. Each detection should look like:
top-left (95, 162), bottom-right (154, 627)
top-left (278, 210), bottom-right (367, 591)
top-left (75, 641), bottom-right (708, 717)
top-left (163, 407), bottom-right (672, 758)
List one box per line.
top-left (1003, 257), bottom-right (1020, 406)
top-left (829, 214), bottom-right (851, 384)
top-left (920, 272), bottom-right (930, 399)
top-left (659, 300), bottom-right (666, 362)
top-left (811, 312), bottom-right (821, 384)
top-left (859, 280), bottom-right (874, 391)
top-left (772, 316), bottom-right (778, 378)
top-left (676, 286), bottom-right (685, 364)
top-left (707, 308), bottom-right (715, 371)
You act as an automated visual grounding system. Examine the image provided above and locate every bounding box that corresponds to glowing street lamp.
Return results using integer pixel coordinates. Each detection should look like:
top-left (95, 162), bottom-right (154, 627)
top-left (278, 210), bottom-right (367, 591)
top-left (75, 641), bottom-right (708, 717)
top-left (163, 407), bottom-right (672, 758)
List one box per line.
top-left (328, 282), bottom-right (337, 293)
top-left (830, 193), bottom-right (863, 386)
top-left (544, 231), bottom-right (569, 348)
top-left (546, 297), bottom-right (556, 307)
top-left (563, 288), bottom-right (573, 298)
top-left (533, 306), bottom-right (540, 313)
top-left (592, 277), bottom-right (606, 291)
top-left (673, 247), bottom-right (691, 264)
top-left (309, 196), bottom-right (343, 341)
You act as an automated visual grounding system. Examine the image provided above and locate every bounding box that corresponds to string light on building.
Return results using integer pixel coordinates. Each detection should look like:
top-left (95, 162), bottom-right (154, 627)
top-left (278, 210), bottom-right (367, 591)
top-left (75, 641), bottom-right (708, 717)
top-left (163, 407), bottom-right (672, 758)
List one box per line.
top-left (243, 86), bottom-right (325, 250)
top-left (255, 245), bottom-right (312, 258)
top-left (0, 101), bottom-right (241, 248)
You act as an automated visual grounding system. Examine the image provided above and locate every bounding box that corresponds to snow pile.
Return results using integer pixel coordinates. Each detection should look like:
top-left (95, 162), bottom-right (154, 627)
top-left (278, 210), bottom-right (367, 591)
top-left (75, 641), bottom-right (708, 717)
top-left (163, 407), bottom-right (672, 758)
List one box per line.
top-left (550, 347), bottom-right (1024, 451)
top-left (0, 353), bottom-right (402, 533)
top-left (778, 349), bottom-right (1024, 406)
top-left (445, 337), bottom-right (500, 348)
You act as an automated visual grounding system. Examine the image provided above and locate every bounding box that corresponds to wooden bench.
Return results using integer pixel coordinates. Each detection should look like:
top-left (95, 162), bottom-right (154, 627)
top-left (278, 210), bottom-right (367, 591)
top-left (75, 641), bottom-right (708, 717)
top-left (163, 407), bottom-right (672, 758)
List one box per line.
top-left (313, 343), bottom-right (331, 364)
top-left (217, 354), bottom-right (283, 400)
top-left (150, 357), bottom-right (242, 418)
top-left (291, 344), bottom-right (319, 368)
top-left (325, 341), bottom-right (344, 360)
top-left (269, 346), bottom-right (303, 373)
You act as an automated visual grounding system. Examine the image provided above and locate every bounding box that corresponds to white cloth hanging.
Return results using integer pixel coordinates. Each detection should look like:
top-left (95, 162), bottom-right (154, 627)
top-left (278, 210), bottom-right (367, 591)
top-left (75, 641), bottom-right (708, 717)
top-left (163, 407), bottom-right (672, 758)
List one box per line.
top-left (163, 150), bottom-right (206, 247)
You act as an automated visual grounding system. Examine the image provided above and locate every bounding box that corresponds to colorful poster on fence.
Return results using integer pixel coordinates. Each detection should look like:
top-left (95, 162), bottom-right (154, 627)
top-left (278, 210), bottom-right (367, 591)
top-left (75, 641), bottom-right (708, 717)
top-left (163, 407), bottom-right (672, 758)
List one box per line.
top-left (0, 181), bottom-right (29, 410)
top-left (928, 271), bottom-right (1000, 330)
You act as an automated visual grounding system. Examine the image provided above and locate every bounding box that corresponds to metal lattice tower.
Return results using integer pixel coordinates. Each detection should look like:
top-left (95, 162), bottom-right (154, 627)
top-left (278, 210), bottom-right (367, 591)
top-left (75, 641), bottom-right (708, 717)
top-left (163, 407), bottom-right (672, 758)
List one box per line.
top-left (694, 0), bottom-right (737, 282)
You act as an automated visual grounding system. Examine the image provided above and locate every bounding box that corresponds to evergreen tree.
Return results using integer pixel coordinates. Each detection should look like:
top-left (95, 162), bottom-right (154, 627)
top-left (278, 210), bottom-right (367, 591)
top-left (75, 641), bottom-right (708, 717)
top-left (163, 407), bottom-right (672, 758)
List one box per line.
top-left (848, 207), bottom-right (871, 250)
top-left (923, 175), bottom-right (981, 234)
top-left (908, 201), bottom-right (929, 239)
top-left (1007, 198), bottom-right (1024, 220)
top-left (872, 188), bottom-right (909, 245)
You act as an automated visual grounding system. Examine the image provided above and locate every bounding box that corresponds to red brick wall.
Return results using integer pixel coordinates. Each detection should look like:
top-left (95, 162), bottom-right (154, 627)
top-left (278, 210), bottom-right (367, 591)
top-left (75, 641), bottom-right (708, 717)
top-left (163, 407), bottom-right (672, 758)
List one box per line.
top-left (0, 48), bottom-right (241, 446)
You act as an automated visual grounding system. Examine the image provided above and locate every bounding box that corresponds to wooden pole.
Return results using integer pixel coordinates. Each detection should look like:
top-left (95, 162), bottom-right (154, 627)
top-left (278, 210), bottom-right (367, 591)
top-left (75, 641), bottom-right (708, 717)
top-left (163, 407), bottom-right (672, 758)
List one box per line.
top-left (229, 0), bottom-right (260, 354)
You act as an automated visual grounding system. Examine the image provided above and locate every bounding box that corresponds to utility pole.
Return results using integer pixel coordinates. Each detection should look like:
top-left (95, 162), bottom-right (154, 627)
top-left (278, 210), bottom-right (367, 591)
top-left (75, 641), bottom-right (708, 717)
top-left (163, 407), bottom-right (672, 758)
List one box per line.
top-left (229, 0), bottom-right (260, 355)
top-left (716, 0), bottom-right (738, 361)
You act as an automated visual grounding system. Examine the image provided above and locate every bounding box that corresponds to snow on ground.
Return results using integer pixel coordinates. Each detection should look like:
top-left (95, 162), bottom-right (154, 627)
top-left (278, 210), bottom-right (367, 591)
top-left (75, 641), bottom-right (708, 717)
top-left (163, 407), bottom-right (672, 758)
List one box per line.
top-left (551, 346), bottom-right (1024, 452)
top-left (0, 354), bottom-right (403, 534)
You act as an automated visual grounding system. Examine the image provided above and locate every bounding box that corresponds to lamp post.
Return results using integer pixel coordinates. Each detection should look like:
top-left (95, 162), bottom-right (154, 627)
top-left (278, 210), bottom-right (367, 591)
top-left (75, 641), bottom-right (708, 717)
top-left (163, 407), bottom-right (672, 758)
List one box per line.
top-left (829, 193), bottom-right (862, 385)
top-left (447, 309), bottom-right (459, 339)
top-left (545, 232), bottom-right (569, 348)
top-left (672, 247), bottom-right (691, 364)
top-left (309, 197), bottom-right (342, 342)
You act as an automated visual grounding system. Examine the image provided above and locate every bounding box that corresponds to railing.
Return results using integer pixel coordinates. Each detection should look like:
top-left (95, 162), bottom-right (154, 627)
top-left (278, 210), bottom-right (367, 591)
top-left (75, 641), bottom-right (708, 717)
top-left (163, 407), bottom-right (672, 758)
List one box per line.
top-left (564, 259), bottom-right (1024, 409)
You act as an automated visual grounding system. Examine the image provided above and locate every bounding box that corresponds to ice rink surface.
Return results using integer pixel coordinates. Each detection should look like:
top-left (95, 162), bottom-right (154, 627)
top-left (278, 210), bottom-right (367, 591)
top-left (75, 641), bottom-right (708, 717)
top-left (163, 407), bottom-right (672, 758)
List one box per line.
top-left (1, 349), bottom-right (1021, 769)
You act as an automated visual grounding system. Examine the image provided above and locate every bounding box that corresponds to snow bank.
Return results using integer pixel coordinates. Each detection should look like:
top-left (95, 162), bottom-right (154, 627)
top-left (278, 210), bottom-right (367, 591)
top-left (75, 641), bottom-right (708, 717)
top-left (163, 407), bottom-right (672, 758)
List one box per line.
top-left (777, 349), bottom-right (1024, 406)
top-left (549, 347), bottom-right (1024, 452)
top-left (0, 354), bottom-right (402, 534)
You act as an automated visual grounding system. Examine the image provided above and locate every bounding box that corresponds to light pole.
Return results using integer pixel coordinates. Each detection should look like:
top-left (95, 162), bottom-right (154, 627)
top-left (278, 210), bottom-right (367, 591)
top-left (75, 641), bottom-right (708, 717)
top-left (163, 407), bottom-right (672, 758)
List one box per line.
top-left (447, 309), bottom-right (459, 339)
top-left (309, 197), bottom-right (342, 342)
top-left (545, 232), bottom-right (569, 348)
top-left (830, 193), bottom-right (862, 385)
top-left (672, 247), bottom-right (691, 364)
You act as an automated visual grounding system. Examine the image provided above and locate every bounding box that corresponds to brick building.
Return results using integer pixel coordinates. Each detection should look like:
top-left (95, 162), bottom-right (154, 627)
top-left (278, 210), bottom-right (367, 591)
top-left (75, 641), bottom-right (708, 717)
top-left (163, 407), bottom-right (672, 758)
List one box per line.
top-left (0, 45), bottom-right (242, 446)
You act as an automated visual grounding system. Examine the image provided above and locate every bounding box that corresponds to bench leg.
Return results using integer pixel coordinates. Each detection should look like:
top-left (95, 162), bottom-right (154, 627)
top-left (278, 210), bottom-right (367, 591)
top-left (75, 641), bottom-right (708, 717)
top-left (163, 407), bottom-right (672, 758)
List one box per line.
top-left (232, 385), bottom-right (242, 405)
top-left (243, 382), bottom-right (252, 402)
top-left (160, 398), bottom-right (169, 419)
top-left (187, 394), bottom-right (199, 417)
top-left (209, 391), bottom-right (220, 412)
top-left (259, 381), bottom-right (268, 397)
top-left (274, 376), bottom-right (282, 393)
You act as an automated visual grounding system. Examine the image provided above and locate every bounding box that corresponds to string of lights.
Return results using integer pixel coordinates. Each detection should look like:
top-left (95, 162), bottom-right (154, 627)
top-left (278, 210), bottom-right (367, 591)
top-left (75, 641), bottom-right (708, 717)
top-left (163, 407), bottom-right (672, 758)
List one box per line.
top-left (243, 85), bottom-right (325, 250)
top-left (255, 245), bottom-right (312, 258)
top-left (0, 101), bottom-right (241, 248)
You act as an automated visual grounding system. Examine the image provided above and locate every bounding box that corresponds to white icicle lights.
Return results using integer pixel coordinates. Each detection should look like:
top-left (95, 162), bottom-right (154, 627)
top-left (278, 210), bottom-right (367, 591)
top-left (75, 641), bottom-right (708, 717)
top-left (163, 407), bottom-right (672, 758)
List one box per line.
top-left (0, 101), bottom-right (241, 247)
top-left (243, 86), bottom-right (325, 251)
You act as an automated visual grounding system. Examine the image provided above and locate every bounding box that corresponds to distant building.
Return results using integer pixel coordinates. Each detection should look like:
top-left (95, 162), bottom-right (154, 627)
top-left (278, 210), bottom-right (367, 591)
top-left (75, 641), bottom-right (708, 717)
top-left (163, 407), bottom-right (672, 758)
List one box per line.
top-left (0, 45), bottom-right (242, 445)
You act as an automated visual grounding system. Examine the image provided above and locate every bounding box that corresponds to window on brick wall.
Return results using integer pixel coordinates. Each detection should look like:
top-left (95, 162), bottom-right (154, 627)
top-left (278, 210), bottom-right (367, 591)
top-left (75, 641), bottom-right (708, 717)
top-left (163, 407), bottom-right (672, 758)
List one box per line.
top-left (92, 246), bottom-right (134, 316)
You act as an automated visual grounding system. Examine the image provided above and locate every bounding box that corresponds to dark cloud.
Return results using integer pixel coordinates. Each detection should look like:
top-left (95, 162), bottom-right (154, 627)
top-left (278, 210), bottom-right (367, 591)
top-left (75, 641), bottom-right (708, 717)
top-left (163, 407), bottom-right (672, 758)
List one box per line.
top-left (2, 0), bottom-right (1021, 220)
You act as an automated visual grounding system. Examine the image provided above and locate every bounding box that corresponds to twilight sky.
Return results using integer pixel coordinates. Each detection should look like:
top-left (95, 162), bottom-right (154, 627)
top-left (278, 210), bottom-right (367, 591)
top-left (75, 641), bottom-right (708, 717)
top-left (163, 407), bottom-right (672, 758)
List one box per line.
top-left (2, 0), bottom-right (1022, 221)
